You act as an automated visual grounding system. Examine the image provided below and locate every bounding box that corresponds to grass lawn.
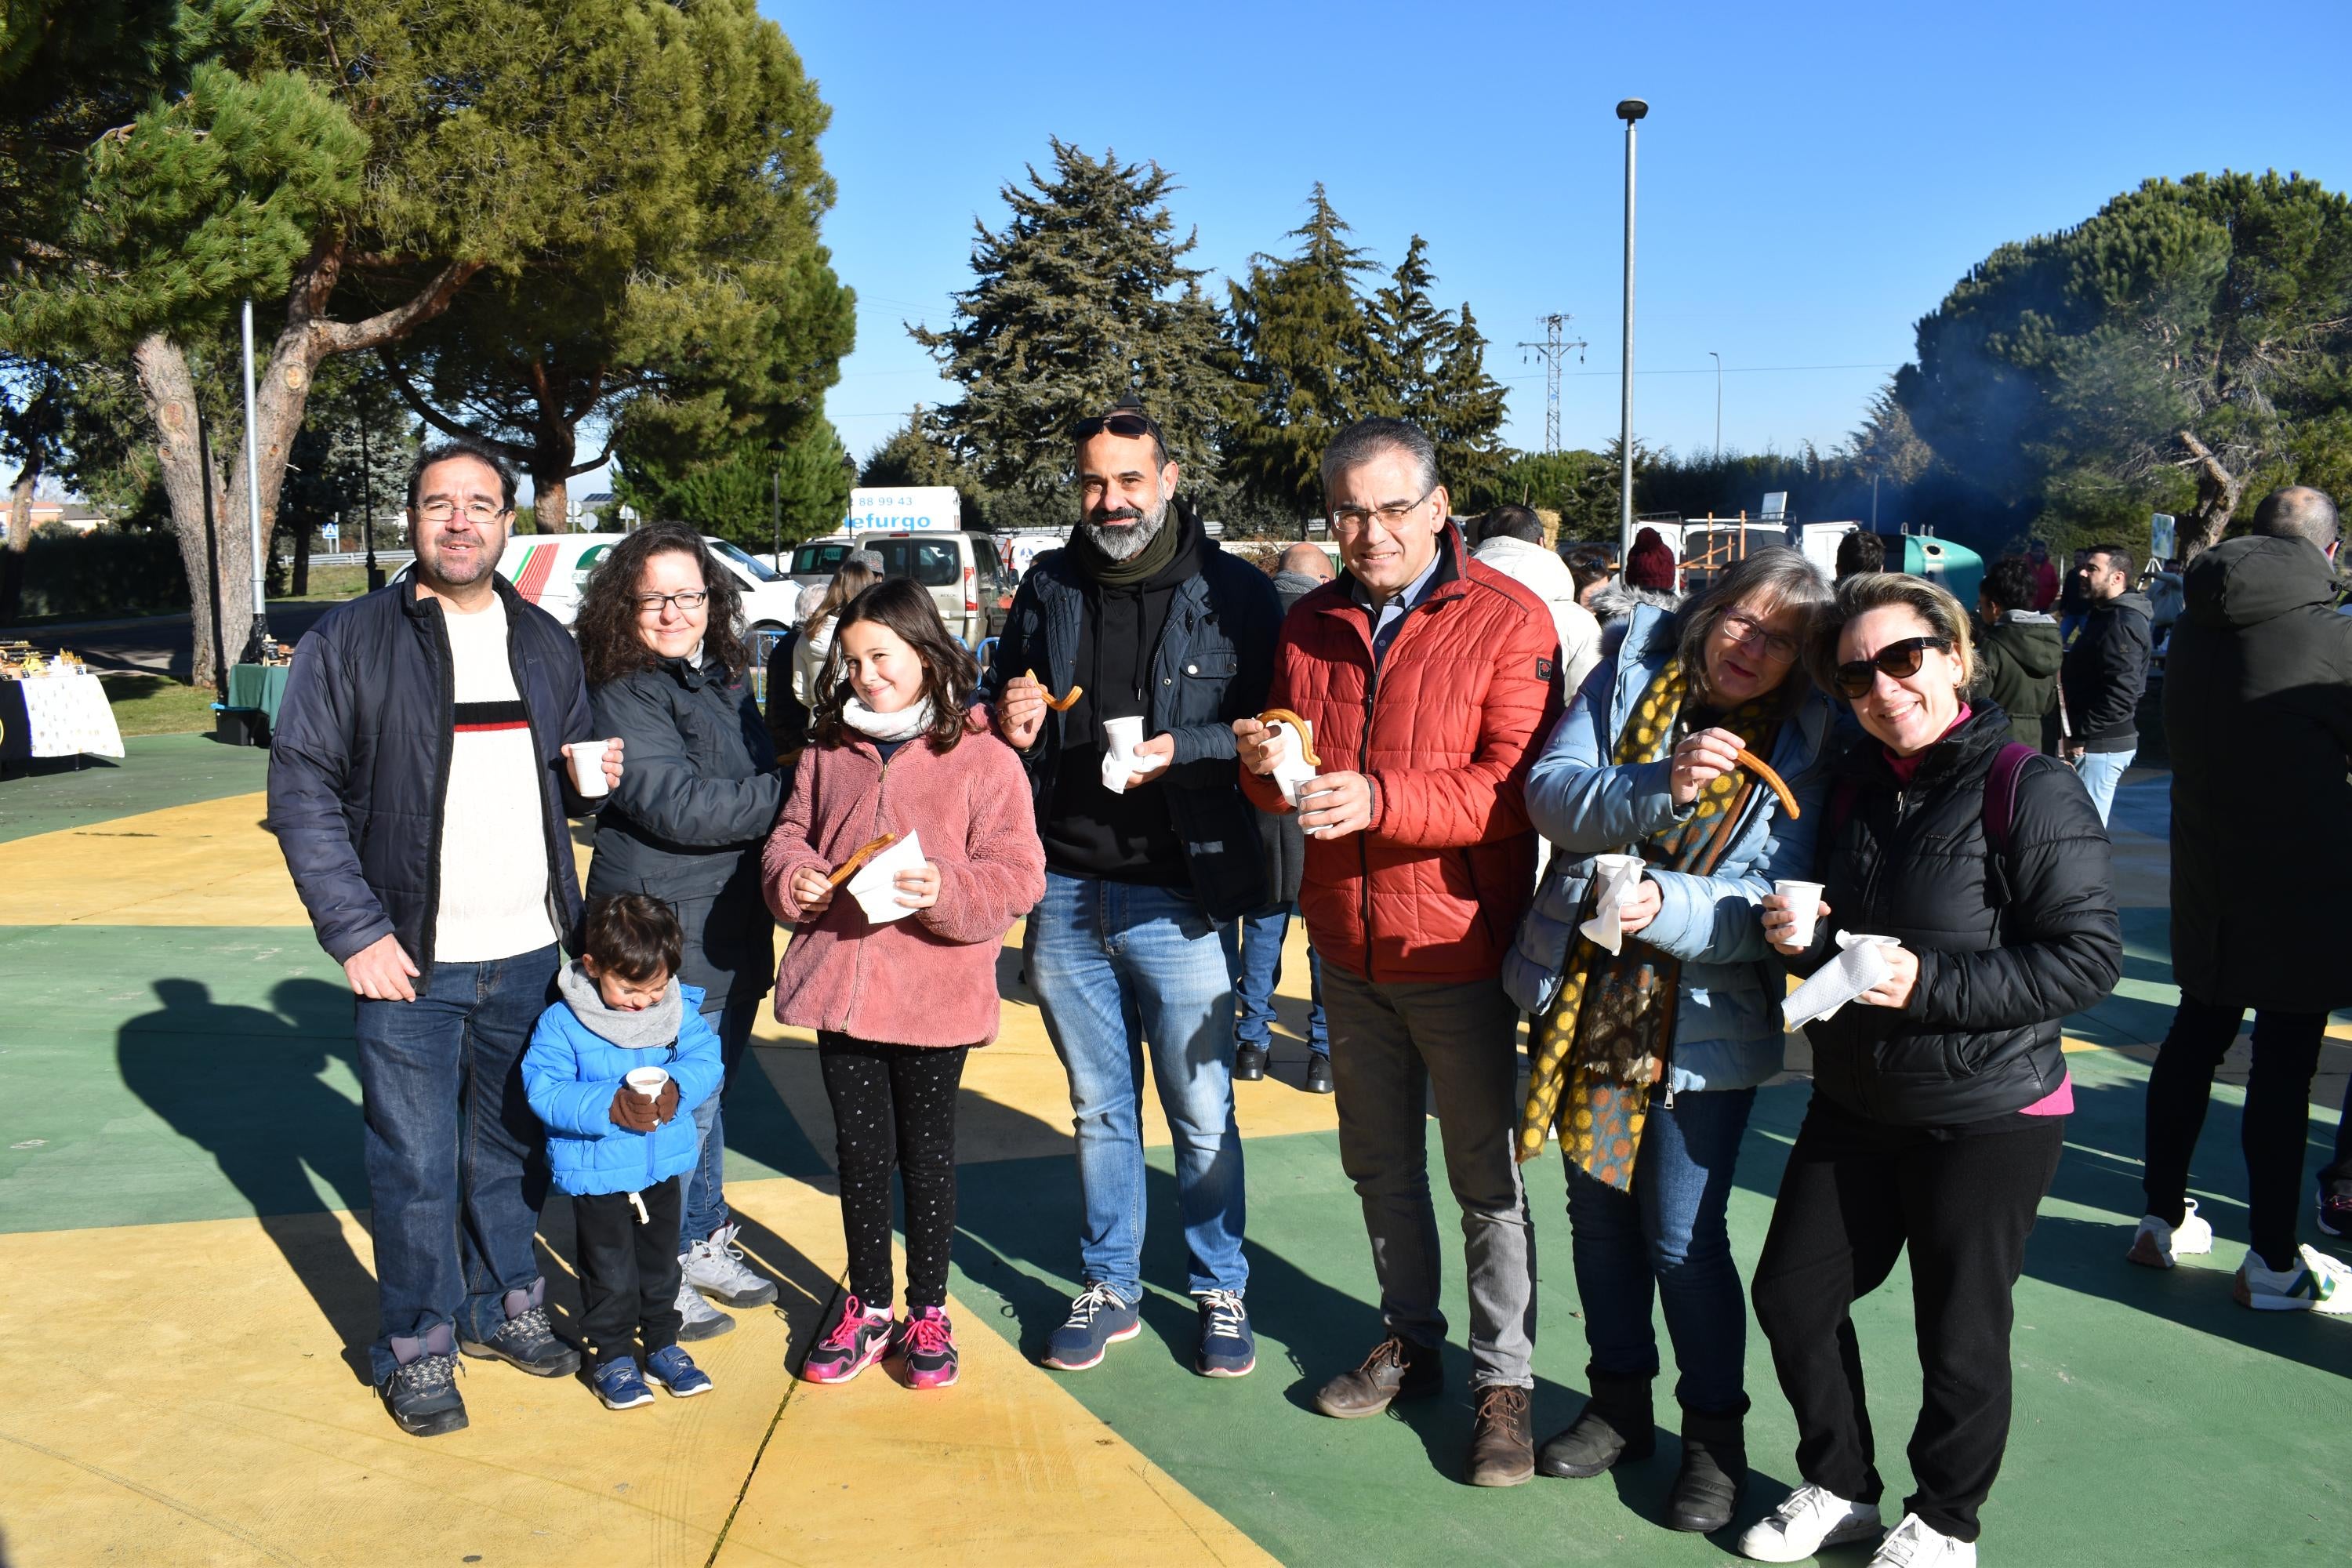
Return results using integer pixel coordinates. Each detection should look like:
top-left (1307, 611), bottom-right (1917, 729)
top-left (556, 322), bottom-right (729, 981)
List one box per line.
top-left (98, 673), bottom-right (219, 736)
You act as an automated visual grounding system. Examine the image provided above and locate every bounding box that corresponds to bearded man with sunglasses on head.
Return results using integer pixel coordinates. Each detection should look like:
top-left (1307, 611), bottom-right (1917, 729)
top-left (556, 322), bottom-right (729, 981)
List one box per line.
top-left (983, 395), bottom-right (1283, 1382)
top-left (268, 440), bottom-right (625, 1437)
top-left (1235, 416), bottom-right (1563, 1486)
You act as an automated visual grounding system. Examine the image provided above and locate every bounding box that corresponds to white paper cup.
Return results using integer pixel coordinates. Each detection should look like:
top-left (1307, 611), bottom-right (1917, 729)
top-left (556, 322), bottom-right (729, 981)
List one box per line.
top-left (1102, 715), bottom-right (1145, 764)
top-left (1592, 852), bottom-right (1643, 902)
top-left (625, 1065), bottom-right (670, 1103)
top-left (568, 739), bottom-right (611, 797)
top-left (1773, 880), bottom-right (1826, 947)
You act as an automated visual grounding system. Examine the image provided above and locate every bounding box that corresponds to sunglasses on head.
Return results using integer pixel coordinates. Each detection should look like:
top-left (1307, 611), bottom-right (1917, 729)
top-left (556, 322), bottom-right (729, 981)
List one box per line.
top-left (1832, 636), bottom-right (1951, 699)
top-left (1072, 411), bottom-right (1159, 442)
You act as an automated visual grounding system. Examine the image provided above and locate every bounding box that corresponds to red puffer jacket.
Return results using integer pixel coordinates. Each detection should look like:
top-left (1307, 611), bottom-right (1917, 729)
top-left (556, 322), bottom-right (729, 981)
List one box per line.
top-left (1241, 526), bottom-right (1562, 983)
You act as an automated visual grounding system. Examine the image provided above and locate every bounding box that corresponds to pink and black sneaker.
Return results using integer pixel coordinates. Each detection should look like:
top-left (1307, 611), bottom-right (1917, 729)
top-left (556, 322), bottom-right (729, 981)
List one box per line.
top-left (799, 1294), bottom-right (894, 1385)
top-left (898, 1306), bottom-right (959, 1389)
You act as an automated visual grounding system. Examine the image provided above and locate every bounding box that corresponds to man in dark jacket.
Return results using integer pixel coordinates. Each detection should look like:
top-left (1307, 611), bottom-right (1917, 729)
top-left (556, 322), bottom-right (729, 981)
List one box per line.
top-left (267, 441), bottom-right (621, 1437)
top-left (2059, 542), bottom-right (2151, 825)
top-left (2134, 486), bottom-right (2352, 1306)
top-left (985, 397), bottom-right (1282, 1382)
top-left (1973, 554), bottom-right (2063, 751)
top-left (1230, 543), bottom-right (1334, 1091)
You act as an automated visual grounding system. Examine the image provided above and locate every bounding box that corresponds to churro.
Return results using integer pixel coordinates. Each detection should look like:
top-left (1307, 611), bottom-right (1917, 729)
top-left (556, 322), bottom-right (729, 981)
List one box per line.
top-left (1025, 669), bottom-right (1083, 711)
top-left (826, 832), bottom-right (900, 889)
top-left (1736, 749), bottom-right (1800, 818)
top-left (1258, 708), bottom-right (1320, 766)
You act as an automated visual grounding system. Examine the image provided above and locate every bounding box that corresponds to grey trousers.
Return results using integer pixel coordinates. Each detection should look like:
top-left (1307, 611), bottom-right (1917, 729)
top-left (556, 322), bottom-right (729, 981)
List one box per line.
top-left (1323, 962), bottom-right (1537, 1388)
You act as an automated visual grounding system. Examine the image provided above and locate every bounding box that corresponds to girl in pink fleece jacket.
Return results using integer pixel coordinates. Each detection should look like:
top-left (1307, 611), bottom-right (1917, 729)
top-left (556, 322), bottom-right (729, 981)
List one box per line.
top-left (764, 578), bottom-right (1044, 1389)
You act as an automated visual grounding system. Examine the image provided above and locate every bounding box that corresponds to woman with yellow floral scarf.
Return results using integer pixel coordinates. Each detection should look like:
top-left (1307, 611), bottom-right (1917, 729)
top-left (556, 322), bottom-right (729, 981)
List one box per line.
top-left (1498, 547), bottom-right (1836, 1536)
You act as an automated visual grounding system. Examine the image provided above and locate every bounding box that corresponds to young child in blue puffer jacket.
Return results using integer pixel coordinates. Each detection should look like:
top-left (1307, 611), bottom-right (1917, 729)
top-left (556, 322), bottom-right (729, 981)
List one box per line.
top-left (524, 893), bottom-right (724, 1410)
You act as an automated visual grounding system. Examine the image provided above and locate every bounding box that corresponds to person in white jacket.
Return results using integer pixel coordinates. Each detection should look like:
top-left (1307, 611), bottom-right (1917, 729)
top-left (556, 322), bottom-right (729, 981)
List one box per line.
top-left (1473, 506), bottom-right (1602, 695)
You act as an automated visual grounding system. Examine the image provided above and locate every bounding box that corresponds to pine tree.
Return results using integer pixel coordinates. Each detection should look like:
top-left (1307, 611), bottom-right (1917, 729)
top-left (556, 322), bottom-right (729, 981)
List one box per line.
top-left (1363, 237), bottom-right (1508, 500)
top-left (912, 140), bottom-right (1229, 499)
top-left (615, 416), bottom-right (852, 551)
top-left (859, 412), bottom-right (988, 528)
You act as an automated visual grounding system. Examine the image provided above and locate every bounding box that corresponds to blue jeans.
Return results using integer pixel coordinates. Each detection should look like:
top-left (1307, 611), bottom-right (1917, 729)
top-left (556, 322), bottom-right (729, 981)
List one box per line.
top-left (1221, 902), bottom-right (1328, 1054)
top-left (352, 942), bottom-right (557, 1384)
top-left (2072, 747), bottom-right (2134, 826)
top-left (1032, 872), bottom-right (1247, 1300)
top-left (1564, 1086), bottom-right (1757, 1413)
top-left (681, 991), bottom-right (764, 1243)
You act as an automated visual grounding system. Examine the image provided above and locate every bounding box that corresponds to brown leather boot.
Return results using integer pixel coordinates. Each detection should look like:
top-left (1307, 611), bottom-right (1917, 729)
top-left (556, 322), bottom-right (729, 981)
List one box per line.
top-left (1312, 1334), bottom-right (1442, 1418)
top-left (1467, 1384), bottom-right (1535, 1486)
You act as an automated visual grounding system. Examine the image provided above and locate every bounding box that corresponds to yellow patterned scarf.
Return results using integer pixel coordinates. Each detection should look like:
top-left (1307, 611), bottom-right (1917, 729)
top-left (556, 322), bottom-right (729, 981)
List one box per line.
top-left (1516, 657), bottom-right (1779, 1187)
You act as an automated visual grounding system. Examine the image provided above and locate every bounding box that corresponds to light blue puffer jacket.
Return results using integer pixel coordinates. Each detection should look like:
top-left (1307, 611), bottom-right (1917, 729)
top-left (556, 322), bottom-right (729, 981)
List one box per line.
top-left (522, 981), bottom-right (724, 1197)
top-left (1501, 605), bottom-right (1836, 1094)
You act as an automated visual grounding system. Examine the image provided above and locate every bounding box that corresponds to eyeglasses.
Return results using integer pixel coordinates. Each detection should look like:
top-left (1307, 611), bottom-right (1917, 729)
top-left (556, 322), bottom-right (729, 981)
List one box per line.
top-left (634, 590), bottom-right (709, 616)
top-left (1328, 484), bottom-right (1440, 537)
top-left (1832, 636), bottom-right (1951, 699)
top-left (417, 498), bottom-right (508, 524)
top-left (1073, 411), bottom-right (1160, 442)
top-left (1719, 610), bottom-right (1800, 664)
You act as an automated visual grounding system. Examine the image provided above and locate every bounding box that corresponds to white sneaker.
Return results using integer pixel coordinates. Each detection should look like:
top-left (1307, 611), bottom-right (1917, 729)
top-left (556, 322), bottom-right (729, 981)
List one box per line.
top-left (1868, 1513), bottom-right (1976, 1566)
top-left (683, 1221), bottom-right (780, 1308)
top-left (2125, 1198), bottom-right (2214, 1269)
top-left (1737, 1483), bottom-right (1882, 1562)
top-left (2234, 1244), bottom-right (2352, 1314)
top-left (674, 1275), bottom-right (735, 1341)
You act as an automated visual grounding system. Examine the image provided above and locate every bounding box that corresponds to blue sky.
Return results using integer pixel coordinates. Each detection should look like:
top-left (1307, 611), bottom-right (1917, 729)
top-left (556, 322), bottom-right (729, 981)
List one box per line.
top-left (771, 0), bottom-right (2349, 487)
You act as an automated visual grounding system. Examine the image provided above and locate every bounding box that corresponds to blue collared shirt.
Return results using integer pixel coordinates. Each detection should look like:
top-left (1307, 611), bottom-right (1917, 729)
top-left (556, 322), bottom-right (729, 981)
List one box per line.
top-left (1352, 548), bottom-right (1444, 666)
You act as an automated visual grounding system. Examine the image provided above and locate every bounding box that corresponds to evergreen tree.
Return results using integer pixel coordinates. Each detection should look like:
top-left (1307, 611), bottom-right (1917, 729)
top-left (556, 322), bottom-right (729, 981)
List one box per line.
top-left (615, 416), bottom-right (852, 551)
top-left (913, 140), bottom-right (1229, 498)
top-left (859, 412), bottom-right (988, 529)
top-left (1225, 185), bottom-right (1384, 523)
top-left (1360, 238), bottom-right (1509, 501)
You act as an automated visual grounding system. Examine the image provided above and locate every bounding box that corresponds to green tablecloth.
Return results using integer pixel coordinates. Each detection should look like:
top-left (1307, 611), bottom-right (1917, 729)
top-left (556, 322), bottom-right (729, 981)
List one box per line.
top-left (226, 663), bottom-right (290, 723)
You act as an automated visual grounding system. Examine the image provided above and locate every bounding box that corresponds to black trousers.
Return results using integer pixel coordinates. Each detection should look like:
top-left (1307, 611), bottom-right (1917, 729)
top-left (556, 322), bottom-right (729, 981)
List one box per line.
top-left (572, 1174), bottom-right (684, 1369)
top-left (1751, 1093), bottom-right (2065, 1544)
top-left (818, 1033), bottom-right (969, 1311)
top-left (2143, 995), bottom-right (2328, 1269)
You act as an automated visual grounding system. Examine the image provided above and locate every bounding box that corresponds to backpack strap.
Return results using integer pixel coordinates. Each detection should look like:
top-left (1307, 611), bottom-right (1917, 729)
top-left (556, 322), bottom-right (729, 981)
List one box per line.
top-left (1981, 742), bottom-right (2037, 859)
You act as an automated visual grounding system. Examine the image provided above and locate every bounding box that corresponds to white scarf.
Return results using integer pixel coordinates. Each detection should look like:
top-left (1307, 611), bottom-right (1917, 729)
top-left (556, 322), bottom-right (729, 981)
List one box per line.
top-left (840, 694), bottom-right (935, 743)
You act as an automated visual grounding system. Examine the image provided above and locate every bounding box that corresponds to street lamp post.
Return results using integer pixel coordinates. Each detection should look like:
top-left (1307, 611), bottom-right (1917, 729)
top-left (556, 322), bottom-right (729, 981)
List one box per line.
top-left (239, 297), bottom-right (268, 658)
top-left (1709, 350), bottom-right (1722, 459)
top-left (1616, 98), bottom-right (1648, 561)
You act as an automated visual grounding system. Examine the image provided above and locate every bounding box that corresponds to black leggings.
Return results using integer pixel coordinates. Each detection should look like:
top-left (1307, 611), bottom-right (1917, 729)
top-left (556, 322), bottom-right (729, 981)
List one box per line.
top-left (1751, 1094), bottom-right (2064, 1544)
top-left (2143, 996), bottom-right (2326, 1270)
top-left (818, 1033), bottom-right (969, 1311)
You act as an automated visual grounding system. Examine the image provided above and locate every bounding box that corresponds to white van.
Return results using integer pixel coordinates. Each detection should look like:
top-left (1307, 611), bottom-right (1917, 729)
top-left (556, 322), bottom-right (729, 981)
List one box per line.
top-left (781, 530), bottom-right (1011, 647)
top-left (493, 533), bottom-right (804, 636)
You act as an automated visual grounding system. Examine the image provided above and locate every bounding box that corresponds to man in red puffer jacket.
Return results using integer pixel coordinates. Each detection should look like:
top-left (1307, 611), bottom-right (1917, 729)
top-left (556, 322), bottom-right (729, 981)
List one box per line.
top-left (1236, 417), bottom-right (1562, 1488)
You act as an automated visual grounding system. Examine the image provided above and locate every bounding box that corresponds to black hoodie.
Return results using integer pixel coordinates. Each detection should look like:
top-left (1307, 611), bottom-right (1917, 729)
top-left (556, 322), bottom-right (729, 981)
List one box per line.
top-left (2165, 534), bottom-right (2352, 1011)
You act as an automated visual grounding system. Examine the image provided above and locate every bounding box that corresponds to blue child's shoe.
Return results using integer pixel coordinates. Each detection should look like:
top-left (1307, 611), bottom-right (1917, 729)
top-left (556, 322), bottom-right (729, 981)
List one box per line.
top-left (593, 1356), bottom-right (656, 1410)
top-left (644, 1344), bottom-right (714, 1397)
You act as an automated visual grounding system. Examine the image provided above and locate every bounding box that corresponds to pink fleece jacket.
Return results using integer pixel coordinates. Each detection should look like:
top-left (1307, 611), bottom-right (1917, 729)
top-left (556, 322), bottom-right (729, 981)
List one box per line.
top-left (764, 720), bottom-right (1044, 1048)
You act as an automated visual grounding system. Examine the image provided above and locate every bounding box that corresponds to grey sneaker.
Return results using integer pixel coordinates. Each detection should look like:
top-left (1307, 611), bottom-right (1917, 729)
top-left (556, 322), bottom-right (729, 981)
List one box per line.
top-left (675, 1275), bottom-right (736, 1341)
top-left (683, 1221), bottom-right (779, 1308)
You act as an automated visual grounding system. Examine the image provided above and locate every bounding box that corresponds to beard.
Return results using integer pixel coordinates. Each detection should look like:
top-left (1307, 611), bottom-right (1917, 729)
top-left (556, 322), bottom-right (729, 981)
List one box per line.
top-left (1075, 490), bottom-right (1172, 562)
top-left (416, 523), bottom-right (505, 590)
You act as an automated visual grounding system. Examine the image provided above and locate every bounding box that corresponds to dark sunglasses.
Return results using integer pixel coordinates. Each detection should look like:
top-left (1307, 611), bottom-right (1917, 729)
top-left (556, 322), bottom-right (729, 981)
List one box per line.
top-left (1072, 411), bottom-right (1160, 442)
top-left (1832, 636), bottom-right (1951, 699)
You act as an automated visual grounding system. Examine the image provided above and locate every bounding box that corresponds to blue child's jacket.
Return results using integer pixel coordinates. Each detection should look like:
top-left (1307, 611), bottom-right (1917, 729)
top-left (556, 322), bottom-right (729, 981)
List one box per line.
top-left (523, 980), bottom-right (724, 1196)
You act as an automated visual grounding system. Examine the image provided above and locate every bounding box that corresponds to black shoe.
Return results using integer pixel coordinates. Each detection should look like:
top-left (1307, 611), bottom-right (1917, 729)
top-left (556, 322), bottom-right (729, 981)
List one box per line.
top-left (1233, 1044), bottom-right (1269, 1081)
top-left (1537, 1370), bottom-right (1655, 1479)
top-left (460, 1302), bottom-right (582, 1377)
top-left (1664, 1402), bottom-right (1748, 1533)
top-left (1304, 1054), bottom-right (1334, 1094)
top-left (379, 1352), bottom-right (468, 1437)
top-left (1313, 1334), bottom-right (1442, 1417)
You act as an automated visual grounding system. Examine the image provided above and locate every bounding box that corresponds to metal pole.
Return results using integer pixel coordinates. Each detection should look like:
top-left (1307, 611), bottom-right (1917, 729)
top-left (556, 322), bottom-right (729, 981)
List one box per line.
top-left (1617, 99), bottom-right (1648, 561)
top-left (359, 412), bottom-right (379, 590)
top-left (771, 466), bottom-right (782, 568)
top-left (1711, 353), bottom-right (1724, 458)
top-left (240, 298), bottom-right (267, 653)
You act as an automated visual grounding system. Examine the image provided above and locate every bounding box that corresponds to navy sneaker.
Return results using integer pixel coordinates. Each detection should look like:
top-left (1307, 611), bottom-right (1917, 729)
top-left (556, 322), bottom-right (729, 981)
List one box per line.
top-left (1194, 1289), bottom-right (1256, 1378)
top-left (593, 1357), bottom-right (657, 1410)
top-left (459, 1295), bottom-right (581, 1378)
top-left (643, 1345), bottom-right (714, 1398)
top-left (379, 1350), bottom-right (467, 1437)
top-left (1042, 1281), bottom-right (1141, 1371)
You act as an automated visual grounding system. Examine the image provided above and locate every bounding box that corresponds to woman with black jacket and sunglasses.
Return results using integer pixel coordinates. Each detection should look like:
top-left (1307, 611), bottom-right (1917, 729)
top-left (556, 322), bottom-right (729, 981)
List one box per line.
top-left (1737, 572), bottom-right (2121, 1568)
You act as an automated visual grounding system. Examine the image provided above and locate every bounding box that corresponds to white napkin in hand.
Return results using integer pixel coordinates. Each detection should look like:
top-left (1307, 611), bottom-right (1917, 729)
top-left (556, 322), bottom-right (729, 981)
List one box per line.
top-left (846, 829), bottom-right (926, 924)
top-left (1098, 747), bottom-right (1169, 795)
top-left (1577, 855), bottom-right (1647, 956)
top-left (1781, 933), bottom-right (1901, 1032)
top-left (1266, 720), bottom-right (1321, 809)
